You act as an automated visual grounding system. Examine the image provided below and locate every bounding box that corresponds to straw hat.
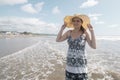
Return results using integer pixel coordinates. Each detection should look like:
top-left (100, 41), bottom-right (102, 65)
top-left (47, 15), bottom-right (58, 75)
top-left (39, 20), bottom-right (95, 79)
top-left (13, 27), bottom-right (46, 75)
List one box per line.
top-left (64, 14), bottom-right (90, 30)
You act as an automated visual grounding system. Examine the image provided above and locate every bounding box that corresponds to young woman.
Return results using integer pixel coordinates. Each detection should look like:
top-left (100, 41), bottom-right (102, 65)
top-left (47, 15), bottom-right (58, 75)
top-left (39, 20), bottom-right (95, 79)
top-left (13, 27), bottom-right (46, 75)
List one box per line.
top-left (56, 14), bottom-right (96, 80)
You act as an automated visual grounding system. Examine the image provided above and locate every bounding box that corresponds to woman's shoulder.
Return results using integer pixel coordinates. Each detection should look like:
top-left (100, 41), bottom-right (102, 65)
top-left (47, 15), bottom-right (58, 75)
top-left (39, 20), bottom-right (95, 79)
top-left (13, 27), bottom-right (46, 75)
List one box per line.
top-left (84, 31), bottom-right (89, 36)
top-left (66, 30), bottom-right (72, 34)
top-left (83, 31), bottom-right (90, 39)
top-left (65, 30), bottom-right (72, 38)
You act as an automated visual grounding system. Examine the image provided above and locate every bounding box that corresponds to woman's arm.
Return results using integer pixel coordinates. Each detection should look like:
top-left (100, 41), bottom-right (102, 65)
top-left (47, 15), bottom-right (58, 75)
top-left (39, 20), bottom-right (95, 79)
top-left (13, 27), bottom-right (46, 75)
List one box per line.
top-left (56, 24), bottom-right (69, 42)
top-left (85, 24), bottom-right (96, 49)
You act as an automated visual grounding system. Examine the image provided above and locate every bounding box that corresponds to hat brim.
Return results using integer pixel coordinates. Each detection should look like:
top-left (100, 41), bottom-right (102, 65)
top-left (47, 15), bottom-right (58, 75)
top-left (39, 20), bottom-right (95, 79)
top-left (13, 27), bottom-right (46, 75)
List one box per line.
top-left (64, 14), bottom-right (90, 30)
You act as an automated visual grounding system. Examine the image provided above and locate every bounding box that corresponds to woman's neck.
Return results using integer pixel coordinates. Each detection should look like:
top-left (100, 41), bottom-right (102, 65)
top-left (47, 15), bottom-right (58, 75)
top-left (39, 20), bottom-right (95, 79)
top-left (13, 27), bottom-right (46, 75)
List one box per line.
top-left (73, 29), bottom-right (80, 33)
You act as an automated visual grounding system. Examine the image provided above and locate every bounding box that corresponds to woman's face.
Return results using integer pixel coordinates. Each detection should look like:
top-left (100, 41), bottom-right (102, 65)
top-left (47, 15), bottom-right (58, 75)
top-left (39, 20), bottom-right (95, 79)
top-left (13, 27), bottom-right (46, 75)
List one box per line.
top-left (72, 17), bottom-right (83, 29)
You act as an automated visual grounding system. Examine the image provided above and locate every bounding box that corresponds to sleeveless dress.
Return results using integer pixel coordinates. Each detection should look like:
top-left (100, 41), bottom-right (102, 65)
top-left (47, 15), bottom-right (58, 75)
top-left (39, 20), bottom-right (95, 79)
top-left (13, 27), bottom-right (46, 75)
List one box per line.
top-left (65, 30), bottom-right (88, 80)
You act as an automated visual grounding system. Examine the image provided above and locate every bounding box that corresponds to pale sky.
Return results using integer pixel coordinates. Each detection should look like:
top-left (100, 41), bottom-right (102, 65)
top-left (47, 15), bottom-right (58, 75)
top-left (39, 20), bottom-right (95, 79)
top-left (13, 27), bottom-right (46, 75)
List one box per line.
top-left (0, 0), bottom-right (120, 36)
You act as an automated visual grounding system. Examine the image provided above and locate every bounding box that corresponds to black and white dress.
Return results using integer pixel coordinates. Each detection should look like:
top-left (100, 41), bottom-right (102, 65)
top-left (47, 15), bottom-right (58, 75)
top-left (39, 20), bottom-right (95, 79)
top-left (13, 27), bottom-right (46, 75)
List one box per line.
top-left (65, 30), bottom-right (88, 80)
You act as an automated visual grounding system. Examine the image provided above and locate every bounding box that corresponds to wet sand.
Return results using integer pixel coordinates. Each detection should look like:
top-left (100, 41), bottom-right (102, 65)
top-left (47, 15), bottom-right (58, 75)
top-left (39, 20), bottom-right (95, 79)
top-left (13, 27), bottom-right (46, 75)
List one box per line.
top-left (46, 54), bottom-right (66, 80)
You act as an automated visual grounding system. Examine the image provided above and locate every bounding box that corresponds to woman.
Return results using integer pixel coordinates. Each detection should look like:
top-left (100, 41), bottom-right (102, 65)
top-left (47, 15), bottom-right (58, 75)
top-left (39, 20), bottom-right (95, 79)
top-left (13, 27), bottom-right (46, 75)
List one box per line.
top-left (56, 14), bottom-right (96, 80)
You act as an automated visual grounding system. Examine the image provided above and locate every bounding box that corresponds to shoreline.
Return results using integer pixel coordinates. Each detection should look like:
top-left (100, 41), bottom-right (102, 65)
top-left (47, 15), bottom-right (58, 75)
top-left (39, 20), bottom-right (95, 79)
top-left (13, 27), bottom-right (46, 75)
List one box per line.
top-left (0, 33), bottom-right (57, 40)
top-left (0, 34), bottom-right (46, 39)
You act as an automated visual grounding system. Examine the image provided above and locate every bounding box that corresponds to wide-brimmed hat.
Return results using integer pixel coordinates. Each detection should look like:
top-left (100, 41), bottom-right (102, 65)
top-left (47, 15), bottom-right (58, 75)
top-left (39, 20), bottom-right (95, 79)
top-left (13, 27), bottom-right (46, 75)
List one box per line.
top-left (64, 14), bottom-right (90, 30)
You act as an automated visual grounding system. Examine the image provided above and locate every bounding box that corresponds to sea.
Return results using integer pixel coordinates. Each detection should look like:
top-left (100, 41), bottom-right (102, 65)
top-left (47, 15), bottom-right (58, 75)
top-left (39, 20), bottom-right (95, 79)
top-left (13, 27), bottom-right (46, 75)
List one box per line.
top-left (0, 36), bottom-right (120, 80)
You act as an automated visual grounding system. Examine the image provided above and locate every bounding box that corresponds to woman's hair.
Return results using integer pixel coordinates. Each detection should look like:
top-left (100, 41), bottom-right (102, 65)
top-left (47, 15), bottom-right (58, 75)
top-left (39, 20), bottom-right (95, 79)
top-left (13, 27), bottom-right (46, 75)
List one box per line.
top-left (80, 25), bottom-right (85, 33)
top-left (72, 17), bottom-right (85, 33)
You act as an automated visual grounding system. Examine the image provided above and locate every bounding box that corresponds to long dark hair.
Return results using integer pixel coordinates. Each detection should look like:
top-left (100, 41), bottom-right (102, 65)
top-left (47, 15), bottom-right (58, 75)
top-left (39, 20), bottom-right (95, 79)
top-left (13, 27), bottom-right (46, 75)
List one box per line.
top-left (80, 25), bottom-right (85, 33)
top-left (72, 17), bottom-right (85, 33)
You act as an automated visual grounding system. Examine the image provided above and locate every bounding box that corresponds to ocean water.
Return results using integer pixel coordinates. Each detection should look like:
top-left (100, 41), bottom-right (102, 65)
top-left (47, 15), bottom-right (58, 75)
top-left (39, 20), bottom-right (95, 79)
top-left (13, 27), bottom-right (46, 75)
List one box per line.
top-left (0, 37), bottom-right (42, 58)
top-left (0, 36), bottom-right (120, 80)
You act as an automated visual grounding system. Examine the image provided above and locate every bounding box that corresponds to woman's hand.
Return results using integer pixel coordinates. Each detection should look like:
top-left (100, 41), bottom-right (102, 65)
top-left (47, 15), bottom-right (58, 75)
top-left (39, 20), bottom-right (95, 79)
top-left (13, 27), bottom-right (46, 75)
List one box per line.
top-left (87, 24), bottom-right (94, 32)
top-left (61, 23), bottom-right (67, 30)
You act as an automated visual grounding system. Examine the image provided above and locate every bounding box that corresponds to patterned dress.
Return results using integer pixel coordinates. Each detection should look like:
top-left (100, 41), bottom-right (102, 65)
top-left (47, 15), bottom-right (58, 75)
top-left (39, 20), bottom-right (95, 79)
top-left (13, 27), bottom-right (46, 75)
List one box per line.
top-left (65, 30), bottom-right (88, 80)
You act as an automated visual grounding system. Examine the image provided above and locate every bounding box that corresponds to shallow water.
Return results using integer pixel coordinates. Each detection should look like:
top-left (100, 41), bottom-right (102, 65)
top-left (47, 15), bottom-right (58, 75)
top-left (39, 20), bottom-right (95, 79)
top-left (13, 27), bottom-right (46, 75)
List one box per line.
top-left (0, 36), bottom-right (120, 80)
top-left (0, 37), bottom-right (42, 58)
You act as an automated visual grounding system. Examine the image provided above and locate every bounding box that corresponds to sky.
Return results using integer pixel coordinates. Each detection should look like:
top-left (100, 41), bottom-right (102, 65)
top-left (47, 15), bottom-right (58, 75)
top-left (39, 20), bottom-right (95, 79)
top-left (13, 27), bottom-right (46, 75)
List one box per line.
top-left (0, 0), bottom-right (120, 36)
